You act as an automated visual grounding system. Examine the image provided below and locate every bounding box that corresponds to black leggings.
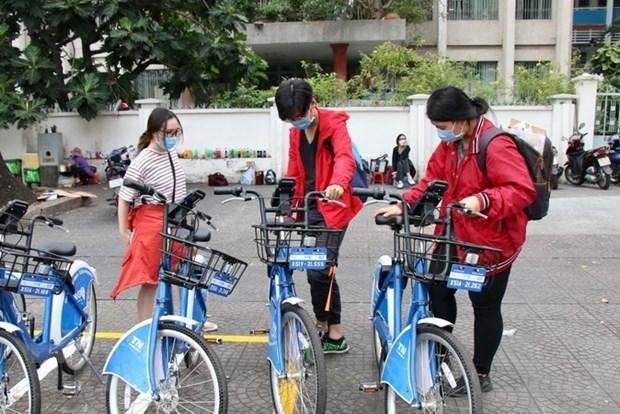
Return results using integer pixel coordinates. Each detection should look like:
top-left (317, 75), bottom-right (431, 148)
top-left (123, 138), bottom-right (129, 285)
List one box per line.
top-left (427, 267), bottom-right (511, 375)
top-left (306, 215), bottom-right (347, 326)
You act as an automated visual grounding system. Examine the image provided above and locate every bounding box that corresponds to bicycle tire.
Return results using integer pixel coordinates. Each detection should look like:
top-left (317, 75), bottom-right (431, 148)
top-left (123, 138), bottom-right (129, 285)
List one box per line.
top-left (0, 329), bottom-right (41, 414)
top-left (105, 322), bottom-right (227, 414)
top-left (269, 304), bottom-right (327, 414)
top-left (60, 284), bottom-right (98, 374)
top-left (384, 324), bottom-right (482, 413)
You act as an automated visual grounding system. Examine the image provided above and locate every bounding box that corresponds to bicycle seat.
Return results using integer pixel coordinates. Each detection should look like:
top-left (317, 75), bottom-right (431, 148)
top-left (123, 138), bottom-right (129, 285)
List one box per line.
top-left (375, 215), bottom-right (402, 231)
top-left (37, 241), bottom-right (76, 257)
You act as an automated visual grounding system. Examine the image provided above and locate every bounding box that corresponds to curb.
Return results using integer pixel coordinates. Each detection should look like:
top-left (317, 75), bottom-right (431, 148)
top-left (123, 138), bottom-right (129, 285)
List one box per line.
top-left (25, 196), bottom-right (92, 218)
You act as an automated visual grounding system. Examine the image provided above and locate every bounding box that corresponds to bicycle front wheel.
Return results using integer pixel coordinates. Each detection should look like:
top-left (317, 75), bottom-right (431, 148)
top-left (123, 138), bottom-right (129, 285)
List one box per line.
top-left (385, 324), bottom-right (482, 413)
top-left (0, 329), bottom-right (41, 413)
top-left (106, 323), bottom-right (227, 414)
top-left (270, 304), bottom-right (327, 414)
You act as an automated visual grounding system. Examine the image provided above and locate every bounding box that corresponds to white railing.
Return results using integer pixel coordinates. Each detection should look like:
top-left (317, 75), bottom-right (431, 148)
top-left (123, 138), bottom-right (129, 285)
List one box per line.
top-left (572, 30), bottom-right (620, 44)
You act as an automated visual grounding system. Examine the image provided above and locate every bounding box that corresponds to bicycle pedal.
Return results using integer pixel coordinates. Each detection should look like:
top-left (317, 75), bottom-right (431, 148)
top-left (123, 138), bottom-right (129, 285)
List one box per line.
top-left (62, 380), bottom-right (82, 396)
top-left (250, 328), bottom-right (269, 335)
top-left (359, 382), bottom-right (381, 393)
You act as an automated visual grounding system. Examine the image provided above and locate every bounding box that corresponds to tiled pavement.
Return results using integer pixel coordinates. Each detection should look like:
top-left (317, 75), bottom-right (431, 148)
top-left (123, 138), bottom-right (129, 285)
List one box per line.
top-left (21, 183), bottom-right (620, 413)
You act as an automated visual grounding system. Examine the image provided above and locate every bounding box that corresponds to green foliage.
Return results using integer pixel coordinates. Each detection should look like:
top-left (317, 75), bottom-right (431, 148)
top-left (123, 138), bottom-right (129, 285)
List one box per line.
top-left (299, 0), bottom-right (348, 21)
top-left (212, 84), bottom-right (276, 108)
top-left (0, 0), bottom-right (266, 128)
top-left (389, 0), bottom-right (433, 21)
top-left (301, 61), bottom-right (348, 105)
top-left (590, 42), bottom-right (620, 89)
top-left (513, 63), bottom-right (574, 105)
top-left (258, 0), bottom-right (293, 21)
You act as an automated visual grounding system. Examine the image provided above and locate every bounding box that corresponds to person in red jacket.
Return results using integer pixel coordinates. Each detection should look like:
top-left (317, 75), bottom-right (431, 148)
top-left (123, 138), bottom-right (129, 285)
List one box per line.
top-left (275, 79), bottom-right (363, 354)
top-left (376, 86), bottom-right (535, 392)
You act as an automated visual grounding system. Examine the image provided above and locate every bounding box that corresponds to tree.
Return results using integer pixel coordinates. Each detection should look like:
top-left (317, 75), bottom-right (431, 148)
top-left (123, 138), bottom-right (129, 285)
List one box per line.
top-left (589, 42), bottom-right (620, 89)
top-left (0, 0), bottom-right (267, 205)
top-left (0, 0), bottom-right (267, 120)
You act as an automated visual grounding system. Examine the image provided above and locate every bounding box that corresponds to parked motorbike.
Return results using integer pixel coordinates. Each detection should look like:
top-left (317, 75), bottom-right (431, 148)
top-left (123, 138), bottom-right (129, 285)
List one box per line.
top-left (104, 145), bottom-right (135, 208)
top-left (564, 123), bottom-right (612, 190)
top-left (607, 133), bottom-right (620, 184)
top-left (551, 145), bottom-right (563, 190)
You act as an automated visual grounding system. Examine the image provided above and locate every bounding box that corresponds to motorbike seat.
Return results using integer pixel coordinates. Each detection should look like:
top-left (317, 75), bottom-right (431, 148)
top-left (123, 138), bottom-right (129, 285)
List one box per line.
top-left (37, 241), bottom-right (77, 257)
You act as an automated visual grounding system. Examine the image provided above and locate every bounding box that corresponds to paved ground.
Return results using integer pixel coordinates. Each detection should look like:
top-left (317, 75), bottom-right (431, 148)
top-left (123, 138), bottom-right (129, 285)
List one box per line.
top-left (14, 181), bottom-right (620, 413)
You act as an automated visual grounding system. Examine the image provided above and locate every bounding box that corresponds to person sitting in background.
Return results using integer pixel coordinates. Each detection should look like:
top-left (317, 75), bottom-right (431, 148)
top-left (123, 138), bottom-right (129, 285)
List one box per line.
top-left (391, 133), bottom-right (416, 189)
top-left (70, 147), bottom-right (97, 184)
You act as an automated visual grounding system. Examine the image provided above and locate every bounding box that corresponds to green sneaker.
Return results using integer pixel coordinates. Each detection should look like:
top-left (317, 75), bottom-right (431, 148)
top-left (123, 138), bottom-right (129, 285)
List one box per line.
top-left (322, 337), bottom-right (350, 354)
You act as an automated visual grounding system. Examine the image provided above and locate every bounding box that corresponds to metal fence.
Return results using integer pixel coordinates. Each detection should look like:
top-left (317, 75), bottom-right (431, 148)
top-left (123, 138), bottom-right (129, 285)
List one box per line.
top-left (447, 0), bottom-right (498, 20)
top-left (516, 0), bottom-right (552, 20)
top-left (595, 86), bottom-right (620, 136)
top-left (135, 69), bottom-right (178, 108)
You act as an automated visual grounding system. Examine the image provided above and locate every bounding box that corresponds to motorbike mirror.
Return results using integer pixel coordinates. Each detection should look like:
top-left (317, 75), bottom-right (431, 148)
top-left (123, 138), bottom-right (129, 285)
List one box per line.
top-left (578, 122), bottom-right (586, 129)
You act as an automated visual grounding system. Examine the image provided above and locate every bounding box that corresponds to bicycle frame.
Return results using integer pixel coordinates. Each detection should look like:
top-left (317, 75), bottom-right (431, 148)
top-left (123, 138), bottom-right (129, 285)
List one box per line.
top-left (0, 264), bottom-right (94, 364)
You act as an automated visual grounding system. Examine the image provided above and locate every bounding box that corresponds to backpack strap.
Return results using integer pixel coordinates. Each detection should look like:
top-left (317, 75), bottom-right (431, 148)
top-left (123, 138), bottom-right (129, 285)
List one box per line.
top-left (476, 127), bottom-right (511, 175)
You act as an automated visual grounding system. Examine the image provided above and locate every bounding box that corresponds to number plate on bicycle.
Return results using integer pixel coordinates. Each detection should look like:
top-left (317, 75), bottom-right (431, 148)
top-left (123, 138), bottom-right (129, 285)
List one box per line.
top-left (446, 264), bottom-right (486, 292)
top-left (289, 247), bottom-right (327, 270)
top-left (18, 274), bottom-right (58, 297)
top-left (207, 272), bottom-right (235, 297)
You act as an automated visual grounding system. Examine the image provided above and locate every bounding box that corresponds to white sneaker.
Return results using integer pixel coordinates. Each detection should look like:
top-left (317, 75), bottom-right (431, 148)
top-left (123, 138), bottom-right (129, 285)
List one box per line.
top-left (202, 321), bottom-right (219, 332)
top-left (406, 174), bottom-right (415, 185)
top-left (395, 180), bottom-right (404, 189)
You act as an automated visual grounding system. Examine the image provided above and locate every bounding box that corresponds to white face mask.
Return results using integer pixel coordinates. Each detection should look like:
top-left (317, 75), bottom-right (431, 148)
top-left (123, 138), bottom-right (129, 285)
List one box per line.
top-left (398, 139), bottom-right (407, 146)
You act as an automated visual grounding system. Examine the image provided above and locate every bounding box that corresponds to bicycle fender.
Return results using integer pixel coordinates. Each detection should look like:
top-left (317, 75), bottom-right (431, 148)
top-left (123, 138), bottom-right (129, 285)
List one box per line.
top-left (417, 317), bottom-right (453, 329)
top-left (102, 319), bottom-right (152, 395)
top-left (160, 315), bottom-right (200, 327)
top-left (0, 321), bottom-right (21, 333)
top-left (381, 324), bottom-right (415, 404)
top-left (282, 297), bottom-right (304, 306)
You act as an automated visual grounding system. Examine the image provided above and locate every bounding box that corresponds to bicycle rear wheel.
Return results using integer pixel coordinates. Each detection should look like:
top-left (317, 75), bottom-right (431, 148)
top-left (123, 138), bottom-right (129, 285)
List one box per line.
top-left (270, 304), bottom-right (327, 414)
top-left (385, 324), bottom-right (482, 413)
top-left (60, 284), bottom-right (97, 374)
top-left (0, 329), bottom-right (41, 413)
top-left (106, 322), bottom-right (227, 413)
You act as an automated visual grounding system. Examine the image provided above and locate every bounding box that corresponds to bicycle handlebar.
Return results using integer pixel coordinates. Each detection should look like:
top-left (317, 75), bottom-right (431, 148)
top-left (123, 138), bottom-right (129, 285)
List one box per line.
top-left (123, 178), bottom-right (166, 202)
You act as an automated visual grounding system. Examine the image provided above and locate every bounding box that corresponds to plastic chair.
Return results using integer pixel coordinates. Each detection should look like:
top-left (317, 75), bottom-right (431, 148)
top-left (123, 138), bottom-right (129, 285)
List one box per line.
top-left (369, 155), bottom-right (389, 185)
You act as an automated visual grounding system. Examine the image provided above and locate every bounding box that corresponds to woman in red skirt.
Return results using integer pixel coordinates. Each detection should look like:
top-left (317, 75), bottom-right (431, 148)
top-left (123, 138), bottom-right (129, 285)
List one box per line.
top-left (110, 108), bottom-right (187, 322)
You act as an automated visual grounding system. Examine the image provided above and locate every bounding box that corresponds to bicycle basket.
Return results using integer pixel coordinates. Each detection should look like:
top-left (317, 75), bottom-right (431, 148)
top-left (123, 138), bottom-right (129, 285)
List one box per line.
top-left (252, 225), bottom-right (342, 270)
top-left (395, 232), bottom-right (501, 285)
top-left (160, 233), bottom-right (247, 294)
top-left (0, 246), bottom-right (72, 295)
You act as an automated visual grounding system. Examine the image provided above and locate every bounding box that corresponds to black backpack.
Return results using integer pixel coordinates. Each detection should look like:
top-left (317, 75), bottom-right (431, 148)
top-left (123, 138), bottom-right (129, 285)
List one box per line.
top-left (476, 127), bottom-right (553, 221)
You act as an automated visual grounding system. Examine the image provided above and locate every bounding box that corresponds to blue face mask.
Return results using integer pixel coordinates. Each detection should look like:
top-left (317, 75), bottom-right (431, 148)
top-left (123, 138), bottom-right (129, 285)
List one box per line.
top-left (162, 136), bottom-right (177, 150)
top-left (436, 124), bottom-right (464, 142)
top-left (289, 115), bottom-right (315, 130)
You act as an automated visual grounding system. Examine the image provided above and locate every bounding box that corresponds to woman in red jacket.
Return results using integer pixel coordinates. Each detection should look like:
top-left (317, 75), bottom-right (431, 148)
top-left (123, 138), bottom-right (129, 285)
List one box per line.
top-left (275, 79), bottom-right (363, 354)
top-left (376, 86), bottom-right (535, 392)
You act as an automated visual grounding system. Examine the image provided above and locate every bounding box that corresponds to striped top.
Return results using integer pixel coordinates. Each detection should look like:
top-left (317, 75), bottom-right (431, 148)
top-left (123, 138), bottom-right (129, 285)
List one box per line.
top-left (118, 148), bottom-right (187, 205)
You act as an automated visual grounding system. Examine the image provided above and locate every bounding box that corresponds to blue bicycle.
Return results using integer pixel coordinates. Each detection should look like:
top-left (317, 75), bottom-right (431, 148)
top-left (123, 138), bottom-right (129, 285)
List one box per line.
top-left (0, 199), bottom-right (99, 413)
top-left (214, 182), bottom-right (344, 414)
top-left (103, 179), bottom-right (245, 413)
top-left (355, 183), bottom-right (502, 413)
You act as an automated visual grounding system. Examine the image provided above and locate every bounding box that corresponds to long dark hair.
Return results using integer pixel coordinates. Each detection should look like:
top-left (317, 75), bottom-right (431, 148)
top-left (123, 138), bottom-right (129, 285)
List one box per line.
top-left (426, 86), bottom-right (489, 122)
top-left (274, 79), bottom-right (314, 121)
top-left (137, 107), bottom-right (181, 152)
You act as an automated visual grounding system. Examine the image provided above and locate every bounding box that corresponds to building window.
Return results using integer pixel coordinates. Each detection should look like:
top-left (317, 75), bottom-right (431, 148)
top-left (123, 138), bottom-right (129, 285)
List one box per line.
top-left (447, 0), bottom-right (499, 20)
top-left (473, 61), bottom-right (498, 83)
top-left (516, 0), bottom-right (552, 19)
top-left (135, 69), bottom-right (173, 103)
